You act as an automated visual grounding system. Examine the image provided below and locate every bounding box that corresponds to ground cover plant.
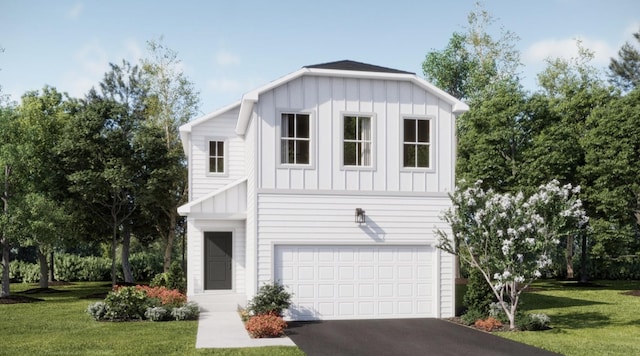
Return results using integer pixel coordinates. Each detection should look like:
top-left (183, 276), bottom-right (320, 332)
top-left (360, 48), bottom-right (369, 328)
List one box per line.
top-left (0, 282), bottom-right (304, 355)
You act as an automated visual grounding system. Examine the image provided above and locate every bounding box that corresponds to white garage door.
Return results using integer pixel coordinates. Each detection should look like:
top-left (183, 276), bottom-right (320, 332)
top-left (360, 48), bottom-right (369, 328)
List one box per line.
top-left (274, 245), bottom-right (434, 320)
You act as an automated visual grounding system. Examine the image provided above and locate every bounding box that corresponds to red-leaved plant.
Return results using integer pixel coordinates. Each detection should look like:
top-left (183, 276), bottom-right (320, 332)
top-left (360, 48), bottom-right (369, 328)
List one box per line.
top-left (474, 317), bottom-right (503, 332)
top-left (135, 285), bottom-right (186, 306)
top-left (245, 314), bottom-right (287, 338)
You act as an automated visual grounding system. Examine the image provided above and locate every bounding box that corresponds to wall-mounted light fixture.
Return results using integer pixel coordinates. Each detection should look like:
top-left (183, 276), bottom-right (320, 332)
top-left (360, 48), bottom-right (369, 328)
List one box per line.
top-left (355, 208), bottom-right (366, 224)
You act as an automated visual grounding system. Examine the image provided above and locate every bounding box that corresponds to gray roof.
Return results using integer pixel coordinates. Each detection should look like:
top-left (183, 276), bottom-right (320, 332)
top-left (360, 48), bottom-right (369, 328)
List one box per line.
top-left (304, 60), bottom-right (414, 75)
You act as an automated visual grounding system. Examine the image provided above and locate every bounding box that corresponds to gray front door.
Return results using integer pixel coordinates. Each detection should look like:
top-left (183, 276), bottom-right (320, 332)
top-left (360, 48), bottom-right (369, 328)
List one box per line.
top-left (204, 232), bottom-right (232, 290)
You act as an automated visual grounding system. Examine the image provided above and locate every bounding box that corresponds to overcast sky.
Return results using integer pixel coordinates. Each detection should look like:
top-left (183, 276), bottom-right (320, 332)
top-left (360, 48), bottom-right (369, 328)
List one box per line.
top-left (1, 0), bottom-right (638, 116)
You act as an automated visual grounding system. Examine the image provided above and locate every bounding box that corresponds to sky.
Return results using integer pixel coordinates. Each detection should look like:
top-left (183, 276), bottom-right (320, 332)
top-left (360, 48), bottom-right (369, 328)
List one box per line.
top-left (1, 1), bottom-right (639, 116)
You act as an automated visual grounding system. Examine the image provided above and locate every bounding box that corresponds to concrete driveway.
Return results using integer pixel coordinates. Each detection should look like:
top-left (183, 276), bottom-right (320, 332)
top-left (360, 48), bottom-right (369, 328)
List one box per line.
top-left (286, 318), bottom-right (561, 356)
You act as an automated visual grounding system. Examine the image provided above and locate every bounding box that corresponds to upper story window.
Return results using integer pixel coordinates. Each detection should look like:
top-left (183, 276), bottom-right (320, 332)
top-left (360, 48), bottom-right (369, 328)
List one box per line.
top-left (403, 117), bottom-right (431, 168)
top-left (343, 115), bottom-right (372, 167)
top-left (281, 113), bottom-right (310, 165)
top-left (208, 140), bottom-right (225, 174)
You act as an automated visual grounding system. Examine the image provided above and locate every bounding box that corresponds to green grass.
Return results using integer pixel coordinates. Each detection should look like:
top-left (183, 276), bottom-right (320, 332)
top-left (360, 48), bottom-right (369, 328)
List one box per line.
top-left (496, 280), bottom-right (640, 356)
top-left (0, 282), bottom-right (303, 356)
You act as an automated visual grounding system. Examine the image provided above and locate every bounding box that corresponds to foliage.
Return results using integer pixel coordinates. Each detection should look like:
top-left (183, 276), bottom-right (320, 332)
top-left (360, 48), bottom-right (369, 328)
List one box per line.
top-left (460, 308), bottom-right (486, 326)
top-left (463, 268), bottom-right (496, 316)
top-left (437, 180), bottom-right (588, 329)
top-left (246, 282), bottom-right (293, 317)
top-left (150, 260), bottom-right (186, 292)
top-left (145, 306), bottom-right (170, 321)
top-left (608, 28), bottom-right (640, 91)
top-left (129, 252), bottom-right (164, 282)
top-left (245, 314), bottom-right (288, 338)
top-left (86, 301), bottom-right (108, 321)
top-left (102, 286), bottom-right (151, 321)
top-left (135, 285), bottom-right (186, 307)
top-left (516, 313), bottom-right (551, 331)
top-left (474, 317), bottom-right (503, 332)
top-left (8, 260), bottom-right (39, 283)
top-left (171, 302), bottom-right (200, 321)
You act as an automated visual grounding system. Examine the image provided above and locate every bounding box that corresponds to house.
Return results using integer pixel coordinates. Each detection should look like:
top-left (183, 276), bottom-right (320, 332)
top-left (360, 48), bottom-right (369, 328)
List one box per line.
top-left (177, 60), bottom-right (469, 320)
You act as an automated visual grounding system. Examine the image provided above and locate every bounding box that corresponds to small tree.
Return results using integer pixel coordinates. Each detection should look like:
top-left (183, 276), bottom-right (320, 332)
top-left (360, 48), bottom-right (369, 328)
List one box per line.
top-left (437, 180), bottom-right (588, 329)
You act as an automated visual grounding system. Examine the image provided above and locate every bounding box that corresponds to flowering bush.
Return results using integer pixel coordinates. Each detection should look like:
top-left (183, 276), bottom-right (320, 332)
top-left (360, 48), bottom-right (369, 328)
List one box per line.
top-left (103, 286), bottom-right (151, 321)
top-left (517, 313), bottom-right (551, 331)
top-left (437, 179), bottom-right (588, 329)
top-left (135, 285), bottom-right (186, 307)
top-left (245, 314), bottom-right (287, 338)
top-left (474, 317), bottom-right (503, 332)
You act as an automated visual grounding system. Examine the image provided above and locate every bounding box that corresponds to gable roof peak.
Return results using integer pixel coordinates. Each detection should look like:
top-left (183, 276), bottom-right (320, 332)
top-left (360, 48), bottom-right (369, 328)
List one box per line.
top-left (304, 60), bottom-right (415, 75)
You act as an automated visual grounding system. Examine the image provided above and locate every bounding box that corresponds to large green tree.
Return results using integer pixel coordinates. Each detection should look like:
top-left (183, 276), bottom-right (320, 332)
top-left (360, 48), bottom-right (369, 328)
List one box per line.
top-left (140, 38), bottom-right (200, 272)
top-left (62, 61), bottom-right (148, 286)
top-left (0, 104), bottom-right (19, 296)
top-left (608, 28), bottom-right (640, 92)
top-left (581, 88), bottom-right (640, 274)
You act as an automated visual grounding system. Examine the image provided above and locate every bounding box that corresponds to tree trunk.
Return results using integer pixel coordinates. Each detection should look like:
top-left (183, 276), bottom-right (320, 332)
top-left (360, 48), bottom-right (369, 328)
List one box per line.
top-left (566, 235), bottom-right (574, 279)
top-left (37, 247), bottom-right (49, 289)
top-left (121, 222), bottom-right (134, 283)
top-left (580, 232), bottom-right (588, 283)
top-left (111, 224), bottom-right (117, 288)
top-left (1, 235), bottom-right (9, 297)
top-left (49, 251), bottom-right (55, 282)
top-left (163, 210), bottom-right (177, 273)
top-left (1, 165), bottom-right (10, 297)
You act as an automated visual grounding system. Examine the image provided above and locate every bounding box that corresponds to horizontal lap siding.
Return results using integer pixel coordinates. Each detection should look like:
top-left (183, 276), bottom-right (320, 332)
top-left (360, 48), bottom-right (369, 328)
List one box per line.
top-left (256, 193), bottom-right (453, 286)
top-left (190, 107), bottom-right (245, 200)
top-left (255, 76), bottom-right (455, 194)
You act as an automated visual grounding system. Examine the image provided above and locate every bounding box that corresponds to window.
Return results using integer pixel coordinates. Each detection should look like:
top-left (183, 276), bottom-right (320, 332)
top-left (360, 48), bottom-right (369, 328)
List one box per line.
top-left (281, 113), bottom-right (310, 165)
top-left (208, 140), bottom-right (225, 173)
top-left (343, 115), bottom-right (372, 167)
top-left (403, 118), bottom-right (431, 168)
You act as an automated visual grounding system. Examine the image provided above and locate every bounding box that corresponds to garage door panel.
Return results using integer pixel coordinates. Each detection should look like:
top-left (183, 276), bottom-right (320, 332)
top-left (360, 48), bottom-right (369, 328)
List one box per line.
top-left (275, 245), bottom-right (434, 320)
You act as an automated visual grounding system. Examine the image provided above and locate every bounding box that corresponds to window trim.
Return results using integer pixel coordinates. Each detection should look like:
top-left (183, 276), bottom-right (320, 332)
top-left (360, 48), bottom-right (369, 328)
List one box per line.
top-left (340, 112), bottom-right (376, 171)
top-left (400, 115), bottom-right (435, 172)
top-left (276, 110), bottom-right (315, 169)
top-left (206, 137), bottom-right (229, 176)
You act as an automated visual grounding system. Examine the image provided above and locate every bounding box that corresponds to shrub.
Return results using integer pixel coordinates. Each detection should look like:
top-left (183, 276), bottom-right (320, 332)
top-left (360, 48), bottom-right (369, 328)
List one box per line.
top-left (9, 260), bottom-right (39, 283)
top-left (171, 302), bottom-right (200, 321)
top-left (517, 313), bottom-right (551, 331)
top-left (150, 261), bottom-right (186, 293)
top-left (135, 285), bottom-right (186, 307)
top-left (474, 317), bottom-right (503, 332)
top-left (129, 252), bottom-right (163, 282)
top-left (145, 306), bottom-right (170, 322)
top-left (460, 308), bottom-right (486, 326)
top-left (246, 282), bottom-right (292, 317)
top-left (104, 286), bottom-right (151, 321)
top-left (245, 314), bottom-right (287, 338)
top-left (86, 302), bottom-right (108, 321)
top-left (463, 268), bottom-right (495, 316)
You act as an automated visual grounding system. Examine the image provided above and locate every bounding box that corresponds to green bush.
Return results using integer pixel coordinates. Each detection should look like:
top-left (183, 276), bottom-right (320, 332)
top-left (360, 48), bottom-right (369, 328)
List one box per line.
top-left (55, 254), bottom-right (110, 282)
top-left (129, 252), bottom-right (163, 282)
top-left (517, 313), bottom-right (551, 331)
top-left (463, 268), bottom-right (495, 316)
top-left (460, 308), bottom-right (486, 326)
top-left (9, 260), bottom-right (39, 283)
top-left (103, 286), bottom-right (151, 321)
top-left (171, 302), bottom-right (200, 321)
top-left (246, 282), bottom-right (292, 317)
top-left (86, 302), bottom-right (108, 321)
top-left (150, 261), bottom-right (186, 293)
top-left (145, 306), bottom-right (170, 322)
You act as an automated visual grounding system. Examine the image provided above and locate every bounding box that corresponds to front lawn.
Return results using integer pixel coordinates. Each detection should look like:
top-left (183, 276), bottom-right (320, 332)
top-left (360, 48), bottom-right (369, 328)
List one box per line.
top-left (496, 280), bottom-right (640, 356)
top-left (0, 282), bottom-right (303, 356)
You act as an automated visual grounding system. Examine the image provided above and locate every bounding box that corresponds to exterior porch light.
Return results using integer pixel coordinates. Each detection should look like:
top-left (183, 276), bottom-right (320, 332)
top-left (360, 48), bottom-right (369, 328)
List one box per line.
top-left (355, 208), bottom-right (366, 224)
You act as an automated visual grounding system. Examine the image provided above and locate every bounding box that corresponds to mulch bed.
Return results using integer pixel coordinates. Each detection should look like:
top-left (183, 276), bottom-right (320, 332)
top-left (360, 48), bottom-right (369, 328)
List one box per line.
top-left (622, 290), bottom-right (640, 297)
top-left (0, 295), bottom-right (44, 304)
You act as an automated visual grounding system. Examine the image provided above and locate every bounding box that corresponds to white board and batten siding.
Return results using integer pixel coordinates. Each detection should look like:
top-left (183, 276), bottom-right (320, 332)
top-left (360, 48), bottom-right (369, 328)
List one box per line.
top-left (189, 106), bottom-right (246, 201)
top-left (255, 75), bottom-right (456, 194)
top-left (257, 193), bottom-right (456, 319)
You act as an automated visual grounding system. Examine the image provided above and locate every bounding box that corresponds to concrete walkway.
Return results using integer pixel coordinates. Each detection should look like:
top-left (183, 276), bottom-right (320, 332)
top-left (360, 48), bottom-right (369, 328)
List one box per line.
top-left (190, 294), bottom-right (296, 349)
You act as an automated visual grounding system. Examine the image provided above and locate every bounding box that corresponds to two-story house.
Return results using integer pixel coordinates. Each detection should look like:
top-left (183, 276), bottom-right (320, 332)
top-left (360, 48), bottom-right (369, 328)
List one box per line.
top-left (178, 60), bottom-right (468, 320)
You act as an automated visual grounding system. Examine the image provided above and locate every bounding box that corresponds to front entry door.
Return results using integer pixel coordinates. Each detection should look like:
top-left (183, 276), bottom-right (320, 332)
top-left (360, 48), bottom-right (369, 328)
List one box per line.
top-left (204, 232), bottom-right (232, 290)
